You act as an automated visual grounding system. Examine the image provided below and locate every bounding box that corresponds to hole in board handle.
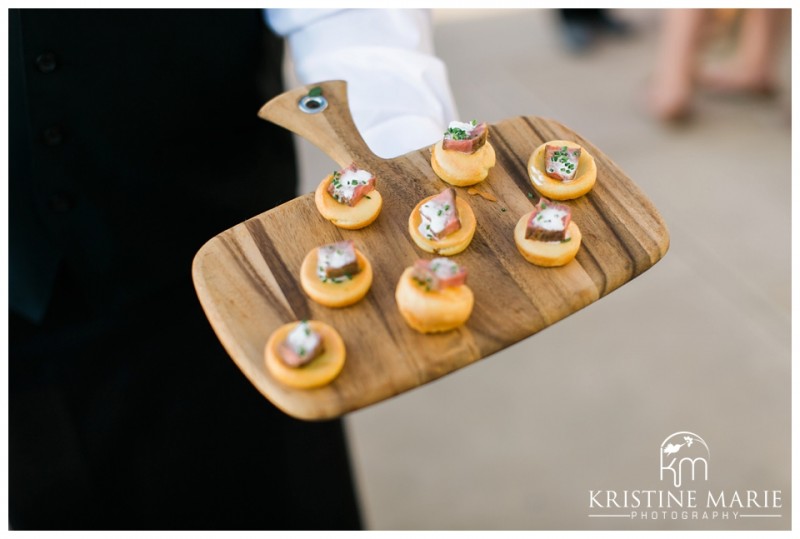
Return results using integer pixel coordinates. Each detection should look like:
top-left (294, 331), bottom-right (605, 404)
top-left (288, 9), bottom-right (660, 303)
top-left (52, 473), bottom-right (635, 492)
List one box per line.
top-left (299, 95), bottom-right (328, 114)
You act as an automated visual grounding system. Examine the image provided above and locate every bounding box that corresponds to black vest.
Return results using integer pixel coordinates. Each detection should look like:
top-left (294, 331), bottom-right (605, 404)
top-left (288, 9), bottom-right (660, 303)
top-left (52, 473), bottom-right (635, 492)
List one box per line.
top-left (10, 9), bottom-right (297, 322)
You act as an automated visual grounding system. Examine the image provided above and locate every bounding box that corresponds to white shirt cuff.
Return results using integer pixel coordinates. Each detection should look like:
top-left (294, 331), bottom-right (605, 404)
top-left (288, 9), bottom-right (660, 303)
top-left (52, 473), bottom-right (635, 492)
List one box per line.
top-left (266, 9), bottom-right (458, 159)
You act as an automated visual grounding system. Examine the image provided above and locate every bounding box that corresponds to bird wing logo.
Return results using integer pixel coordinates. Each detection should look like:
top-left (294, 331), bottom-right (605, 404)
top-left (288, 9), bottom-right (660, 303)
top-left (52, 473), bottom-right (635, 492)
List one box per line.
top-left (663, 443), bottom-right (684, 456)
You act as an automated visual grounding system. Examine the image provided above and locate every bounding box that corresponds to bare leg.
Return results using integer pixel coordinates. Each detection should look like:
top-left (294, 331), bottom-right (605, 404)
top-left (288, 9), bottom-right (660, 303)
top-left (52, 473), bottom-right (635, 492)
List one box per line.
top-left (647, 9), bottom-right (710, 121)
top-left (700, 9), bottom-right (783, 94)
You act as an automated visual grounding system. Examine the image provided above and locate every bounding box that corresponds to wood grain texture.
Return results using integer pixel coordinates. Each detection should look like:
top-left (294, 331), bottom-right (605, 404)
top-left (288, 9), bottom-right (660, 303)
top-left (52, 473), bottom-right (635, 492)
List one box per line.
top-left (192, 81), bottom-right (669, 420)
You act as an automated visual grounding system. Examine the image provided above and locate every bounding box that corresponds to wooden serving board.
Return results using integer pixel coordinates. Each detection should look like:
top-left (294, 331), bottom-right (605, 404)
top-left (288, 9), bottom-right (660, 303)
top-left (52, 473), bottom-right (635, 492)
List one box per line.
top-left (192, 81), bottom-right (669, 420)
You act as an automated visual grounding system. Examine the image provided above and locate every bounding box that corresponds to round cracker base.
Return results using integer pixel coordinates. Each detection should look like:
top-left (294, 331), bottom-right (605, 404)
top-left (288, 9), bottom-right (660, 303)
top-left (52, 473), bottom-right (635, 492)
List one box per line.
top-left (265, 321), bottom-right (346, 389)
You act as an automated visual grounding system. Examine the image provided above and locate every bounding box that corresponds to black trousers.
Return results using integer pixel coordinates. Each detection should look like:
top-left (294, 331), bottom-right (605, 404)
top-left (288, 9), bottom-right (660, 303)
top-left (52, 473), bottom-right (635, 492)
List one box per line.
top-left (9, 266), bottom-right (362, 530)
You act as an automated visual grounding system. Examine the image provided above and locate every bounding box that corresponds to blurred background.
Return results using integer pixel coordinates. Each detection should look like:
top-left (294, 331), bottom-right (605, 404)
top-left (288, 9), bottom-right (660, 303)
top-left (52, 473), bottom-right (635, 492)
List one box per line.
top-left (287, 9), bottom-right (791, 530)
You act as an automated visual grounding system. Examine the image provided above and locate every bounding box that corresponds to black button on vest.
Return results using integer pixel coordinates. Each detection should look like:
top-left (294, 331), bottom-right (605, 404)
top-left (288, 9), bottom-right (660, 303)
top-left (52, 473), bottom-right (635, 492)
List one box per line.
top-left (42, 125), bottom-right (63, 146)
top-left (35, 51), bottom-right (57, 72)
top-left (48, 191), bottom-right (75, 213)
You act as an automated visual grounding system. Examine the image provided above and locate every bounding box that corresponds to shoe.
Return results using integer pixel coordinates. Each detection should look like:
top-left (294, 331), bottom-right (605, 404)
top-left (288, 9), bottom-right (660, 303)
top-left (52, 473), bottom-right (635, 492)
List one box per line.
top-left (561, 21), bottom-right (594, 53)
top-left (593, 13), bottom-right (633, 38)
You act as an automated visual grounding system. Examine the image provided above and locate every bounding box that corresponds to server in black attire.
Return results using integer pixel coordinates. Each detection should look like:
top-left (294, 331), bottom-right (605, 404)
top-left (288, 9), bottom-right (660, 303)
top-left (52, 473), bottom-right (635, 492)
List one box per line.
top-left (9, 9), bottom-right (454, 530)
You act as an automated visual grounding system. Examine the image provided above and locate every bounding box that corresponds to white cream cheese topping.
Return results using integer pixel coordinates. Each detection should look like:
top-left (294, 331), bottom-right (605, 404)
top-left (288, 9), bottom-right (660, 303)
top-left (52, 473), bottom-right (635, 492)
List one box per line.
top-left (418, 199), bottom-right (453, 240)
top-left (286, 321), bottom-right (321, 359)
top-left (429, 257), bottom-right (460, 278)
top-left (317, 245), bottom-right (356, 283)
top-left (332, 168), bottom-right (372, 203)
top-left (534, 207), bottom-right (569, 231)
top-left (447, 120), bottom-right (477, 133)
